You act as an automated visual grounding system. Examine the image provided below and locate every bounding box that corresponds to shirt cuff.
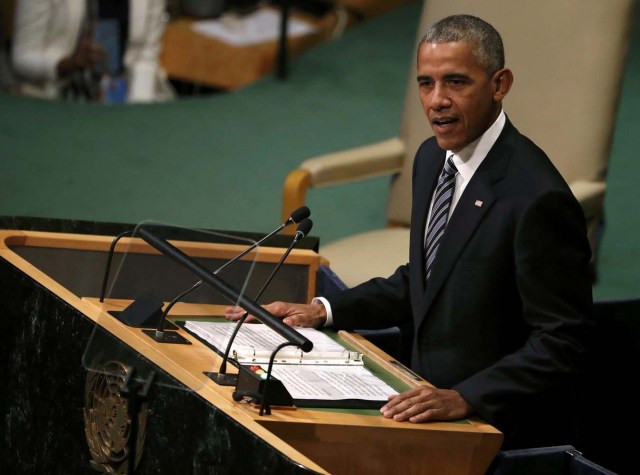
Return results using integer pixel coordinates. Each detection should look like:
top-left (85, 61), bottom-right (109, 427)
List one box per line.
top-left (311, 296), bottom-right (333, 327)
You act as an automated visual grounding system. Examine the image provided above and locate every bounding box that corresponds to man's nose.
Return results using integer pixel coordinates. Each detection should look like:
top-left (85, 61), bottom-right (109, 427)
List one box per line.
top-left (430, 84), bottom-right (450, 110)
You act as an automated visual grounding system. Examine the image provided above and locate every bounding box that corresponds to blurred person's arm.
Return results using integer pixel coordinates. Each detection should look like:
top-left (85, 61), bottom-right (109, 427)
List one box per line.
top-left (12, 0), bottom-right (60, 81)
top-left (126, 0), bottom-right (170, 102)
top-left (12, 0), bottom-right (103, 82)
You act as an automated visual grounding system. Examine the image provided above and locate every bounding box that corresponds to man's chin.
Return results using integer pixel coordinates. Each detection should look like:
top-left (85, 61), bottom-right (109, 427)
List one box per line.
top-left (434, 136), bottom-right (455, 151)
top-left (432, 133), bottom-right (468, 153)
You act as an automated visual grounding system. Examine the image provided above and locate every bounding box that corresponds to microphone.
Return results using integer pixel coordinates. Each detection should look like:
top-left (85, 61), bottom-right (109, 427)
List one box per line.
top-left (287, 205), bottom-right (311, 225)
top-left (214, 206), bottom-right (309, 276)
top-left (293, 218), bottom-right (313, 241)
top-left (136, 226), bottom-right (313, 352)
top-left (152, 206), bottom-right (311, 338)
top-left (213, 218), bottom-right (313, 386)
top-left (102, 207), bottom-right (310, 329)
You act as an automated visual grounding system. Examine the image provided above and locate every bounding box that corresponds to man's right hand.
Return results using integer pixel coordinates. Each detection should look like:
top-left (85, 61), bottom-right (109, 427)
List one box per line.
top-left (224, 301), bottom-right (327, 329)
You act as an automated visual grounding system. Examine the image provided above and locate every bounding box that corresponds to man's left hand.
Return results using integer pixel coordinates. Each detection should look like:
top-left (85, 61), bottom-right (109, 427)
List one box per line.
top-left (380, 386), bottom-right (472, 423)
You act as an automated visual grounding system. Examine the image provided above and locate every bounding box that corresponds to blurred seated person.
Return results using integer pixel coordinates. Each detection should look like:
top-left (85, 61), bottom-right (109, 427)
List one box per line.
top-left (1, 3), bottom-right (18, 93)
top-left (11, 0), bottom-right (174, 103)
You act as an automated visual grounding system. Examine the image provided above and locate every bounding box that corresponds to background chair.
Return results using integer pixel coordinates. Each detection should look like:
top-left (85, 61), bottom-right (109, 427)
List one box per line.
top-left (281, 0), bottom-right (635, 288)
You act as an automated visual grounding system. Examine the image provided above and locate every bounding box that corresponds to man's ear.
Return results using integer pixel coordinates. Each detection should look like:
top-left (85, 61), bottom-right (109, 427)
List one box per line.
top-left (492, 68), bottom-right (513, 101)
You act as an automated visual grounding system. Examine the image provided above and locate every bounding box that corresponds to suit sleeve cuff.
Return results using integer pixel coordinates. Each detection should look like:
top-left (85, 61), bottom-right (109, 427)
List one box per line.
top-left (311, 296), bottom-right (333, 327)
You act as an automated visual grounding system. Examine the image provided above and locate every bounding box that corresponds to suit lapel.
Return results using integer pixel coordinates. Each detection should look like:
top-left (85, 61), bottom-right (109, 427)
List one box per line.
top-left (409, 147), bottom-right (444, 308)
top-left (416, 121), bottom-right (516, 322)
top-left (415, 154), bottom-right (445, 249)
top-left (422, 172), bottom-right (496, 306)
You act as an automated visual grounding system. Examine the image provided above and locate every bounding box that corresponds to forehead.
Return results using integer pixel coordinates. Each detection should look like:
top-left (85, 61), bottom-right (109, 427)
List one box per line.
top-left (417, 41), bottom-right (482, 73)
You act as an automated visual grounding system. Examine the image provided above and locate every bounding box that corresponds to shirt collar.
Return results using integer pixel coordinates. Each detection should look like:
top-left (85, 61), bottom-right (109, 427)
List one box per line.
top-left (447, 110), bottom-right (506, 183)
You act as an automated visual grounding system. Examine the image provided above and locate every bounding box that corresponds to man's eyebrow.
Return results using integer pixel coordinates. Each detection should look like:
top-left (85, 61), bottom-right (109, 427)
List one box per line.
top-left (416, 73), bottom-right (471, 82)
top-left (443, 73), bottom-right (471, 81)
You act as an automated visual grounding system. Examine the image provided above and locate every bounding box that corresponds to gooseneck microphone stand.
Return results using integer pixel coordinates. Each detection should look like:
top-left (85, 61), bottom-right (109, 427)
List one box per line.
top-left (151, 207), bottom-right (310, 343)
top-left (210, 218), bottom-right (313, 386)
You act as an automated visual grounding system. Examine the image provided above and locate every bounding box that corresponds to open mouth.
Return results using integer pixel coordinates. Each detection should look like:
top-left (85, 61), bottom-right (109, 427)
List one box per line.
top-left (432, 117), bottom-right (458, 127)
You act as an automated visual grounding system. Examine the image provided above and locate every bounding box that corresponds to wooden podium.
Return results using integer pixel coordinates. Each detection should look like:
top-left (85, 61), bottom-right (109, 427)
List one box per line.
top-left (0, 229), bottom-right (502, 474)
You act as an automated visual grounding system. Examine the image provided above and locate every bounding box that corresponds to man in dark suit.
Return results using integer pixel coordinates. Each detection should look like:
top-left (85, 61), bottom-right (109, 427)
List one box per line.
top-left (226, 14), bottom-right (593, 450)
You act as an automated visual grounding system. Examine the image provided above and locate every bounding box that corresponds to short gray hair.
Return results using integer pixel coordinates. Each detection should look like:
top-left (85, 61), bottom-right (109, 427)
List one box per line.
top-left (420, 14), bottom-right (505, 75)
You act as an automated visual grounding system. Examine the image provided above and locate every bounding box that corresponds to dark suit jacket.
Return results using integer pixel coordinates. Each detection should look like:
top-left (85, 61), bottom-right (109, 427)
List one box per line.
top-left (328, 119), bottom-right (593, 449)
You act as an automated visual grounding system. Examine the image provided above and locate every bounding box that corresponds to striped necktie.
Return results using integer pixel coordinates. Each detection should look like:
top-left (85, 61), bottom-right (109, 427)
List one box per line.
top-left (424, 156), bottom-right (458, 280)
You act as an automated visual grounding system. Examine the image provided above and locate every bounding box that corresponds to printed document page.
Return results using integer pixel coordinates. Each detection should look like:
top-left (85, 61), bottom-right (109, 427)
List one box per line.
top-left (184, 321), bottom-right (362, 364)
top-left (184, 321), bottom-right (399, 402)
top-left (270, 364), bottom-right (398, 401)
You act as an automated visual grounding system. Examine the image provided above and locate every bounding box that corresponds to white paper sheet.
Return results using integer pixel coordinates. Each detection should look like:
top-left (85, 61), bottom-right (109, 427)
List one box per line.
top-left (184, 321), bottom-right (362, 365)
top-left (184, 320), bottom-right (398, 403)
top-left (270, 364), bottom-right (398, 401)
top-left (191, 9), bottom-right (317, 46)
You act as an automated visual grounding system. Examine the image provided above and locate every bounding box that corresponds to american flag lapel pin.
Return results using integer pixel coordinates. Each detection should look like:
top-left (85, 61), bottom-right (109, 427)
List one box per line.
top-left (474, 200), bottom-right (483, 207)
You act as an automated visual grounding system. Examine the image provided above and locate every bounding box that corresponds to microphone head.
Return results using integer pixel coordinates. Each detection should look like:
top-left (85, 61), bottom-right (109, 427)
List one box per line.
top-left (287, 206), bottom-right (311, 225)
top-left (295, 218), bottom-right (313, 239)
